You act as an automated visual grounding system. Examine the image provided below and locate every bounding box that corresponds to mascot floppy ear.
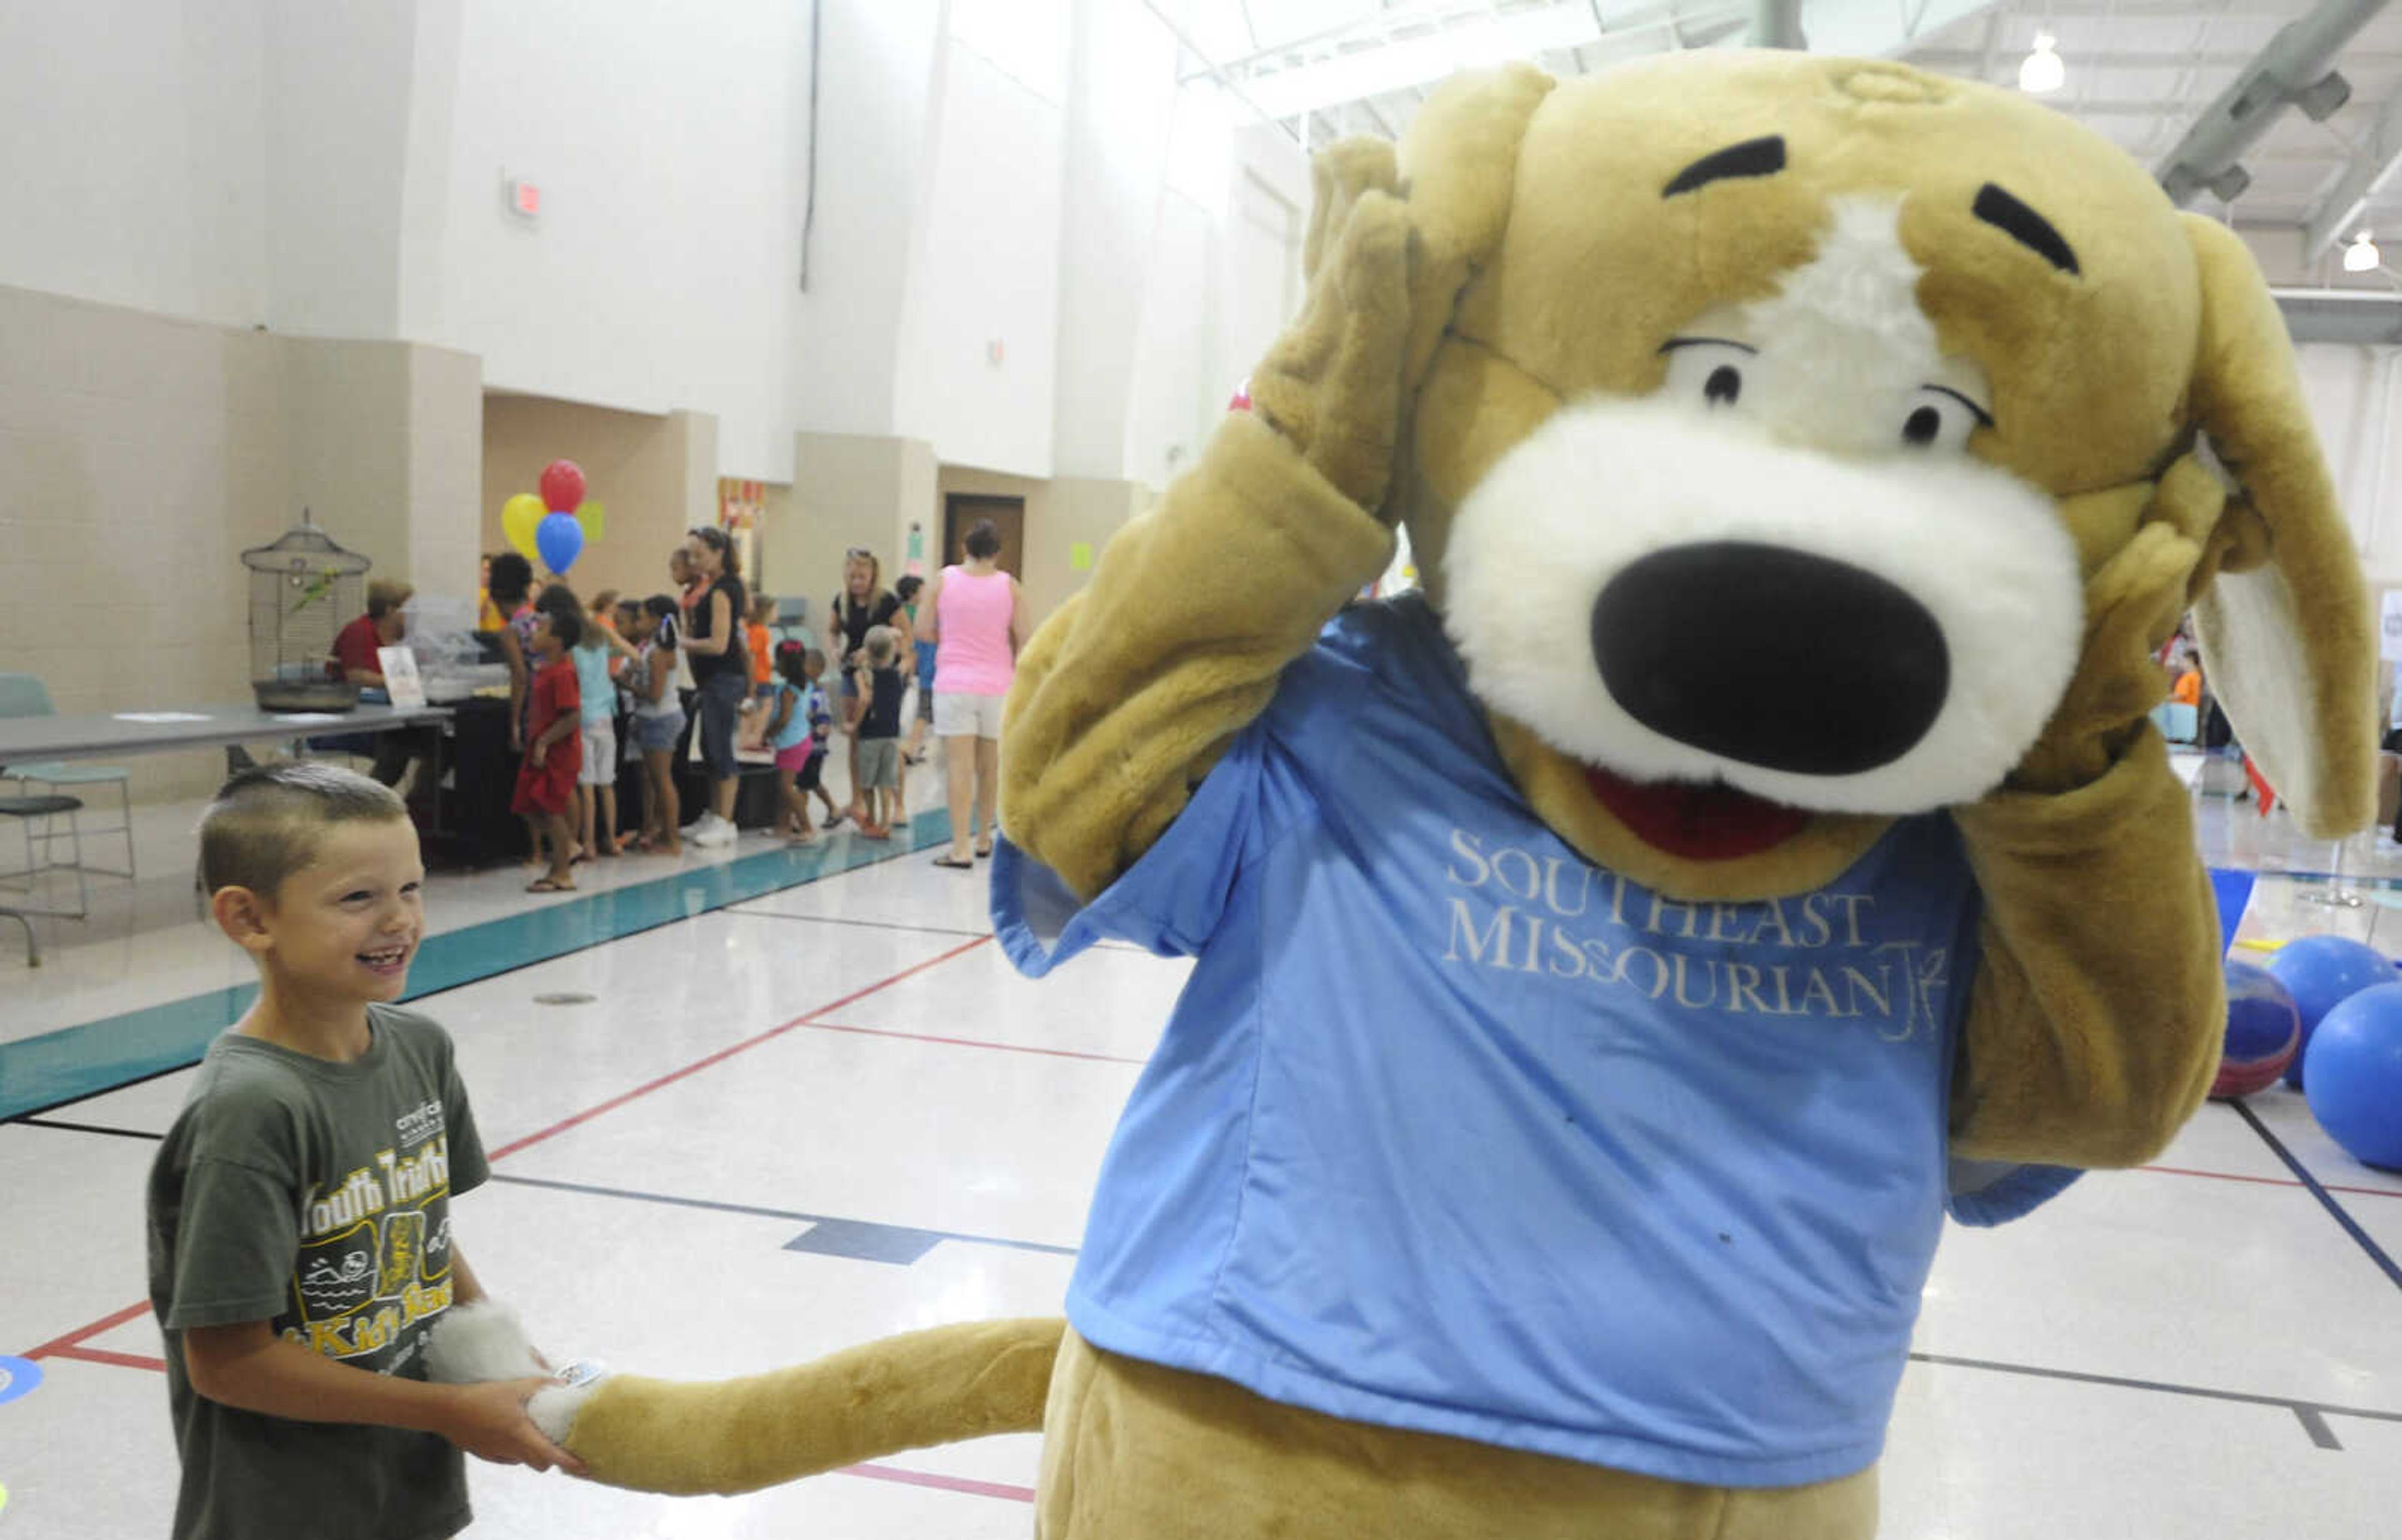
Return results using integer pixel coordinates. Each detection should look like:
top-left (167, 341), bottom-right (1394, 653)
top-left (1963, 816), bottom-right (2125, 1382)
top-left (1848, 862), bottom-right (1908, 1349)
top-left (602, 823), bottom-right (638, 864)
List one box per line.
top-left (2179, 213), bottom-right (2377, 838)
top-left (1255, 65), bottom-right (1553, 517)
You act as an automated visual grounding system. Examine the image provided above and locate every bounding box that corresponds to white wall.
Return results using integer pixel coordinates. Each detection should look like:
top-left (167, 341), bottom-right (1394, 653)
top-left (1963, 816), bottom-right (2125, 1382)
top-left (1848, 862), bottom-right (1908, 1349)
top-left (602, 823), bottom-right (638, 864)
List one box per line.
top-left (262, 0), bottom-right (414, 339)
top-left (2292, 343), bottom-right (2402, 584)
top-left (894, 33), bottom-right (1068, 477)
top-left (0, 0), bottom-right (268, 328)
top-left (423, 0), bottom-right (804, 481)
top-left (1052, 0), bottom-right (1181, 482)
top-left (789, 0), bottom-right (946, 447)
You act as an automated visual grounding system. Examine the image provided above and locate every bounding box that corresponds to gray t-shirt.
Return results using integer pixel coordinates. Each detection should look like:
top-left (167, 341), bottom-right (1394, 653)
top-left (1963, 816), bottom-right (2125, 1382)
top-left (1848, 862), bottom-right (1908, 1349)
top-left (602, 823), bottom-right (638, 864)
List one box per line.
top-left (146, 1005), bottom-right (492, 1540)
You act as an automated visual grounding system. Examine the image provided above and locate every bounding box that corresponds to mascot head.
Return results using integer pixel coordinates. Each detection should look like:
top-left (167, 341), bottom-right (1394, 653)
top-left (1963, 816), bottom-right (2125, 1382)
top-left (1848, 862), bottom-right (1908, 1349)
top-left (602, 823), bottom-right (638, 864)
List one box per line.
top-left (1324, 51), bottom-right (2371, 899)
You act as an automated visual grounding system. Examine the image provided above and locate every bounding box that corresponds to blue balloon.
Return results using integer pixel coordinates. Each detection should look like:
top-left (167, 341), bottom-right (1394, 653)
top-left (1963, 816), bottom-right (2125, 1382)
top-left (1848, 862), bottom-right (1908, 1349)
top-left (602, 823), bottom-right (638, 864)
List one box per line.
top-left (2303, 982), bottom-right (2402, 1170)
top-left (535, 510), bottom-right (584, 574)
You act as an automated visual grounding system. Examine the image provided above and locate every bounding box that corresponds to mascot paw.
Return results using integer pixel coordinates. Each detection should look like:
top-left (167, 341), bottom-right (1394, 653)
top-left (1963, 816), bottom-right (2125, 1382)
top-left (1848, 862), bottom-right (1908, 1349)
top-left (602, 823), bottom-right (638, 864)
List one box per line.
top-left (425, 1301), bottom-right (611, 1444)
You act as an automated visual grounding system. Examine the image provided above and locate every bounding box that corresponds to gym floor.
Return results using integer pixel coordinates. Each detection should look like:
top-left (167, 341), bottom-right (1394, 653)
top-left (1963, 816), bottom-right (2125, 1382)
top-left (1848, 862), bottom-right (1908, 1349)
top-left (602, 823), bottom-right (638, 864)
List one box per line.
top-left (2, 759), bottom-right (2398, 1537)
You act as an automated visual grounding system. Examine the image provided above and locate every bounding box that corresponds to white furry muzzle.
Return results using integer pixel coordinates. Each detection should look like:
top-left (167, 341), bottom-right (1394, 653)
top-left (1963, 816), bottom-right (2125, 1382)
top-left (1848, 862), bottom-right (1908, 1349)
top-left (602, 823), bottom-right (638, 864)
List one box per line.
top-left (1442, 395), bottom-right (2082, 816)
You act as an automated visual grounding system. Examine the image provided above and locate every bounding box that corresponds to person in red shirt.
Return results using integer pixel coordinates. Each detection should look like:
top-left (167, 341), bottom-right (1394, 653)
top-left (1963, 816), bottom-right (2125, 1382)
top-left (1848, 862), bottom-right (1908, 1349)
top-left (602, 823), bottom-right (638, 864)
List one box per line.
top-left (512, 610), bottom-right (584, 893)
top-left (327, 580), bottom-right (432, 793)
top-left (329, 580), bottom-right (413, 687)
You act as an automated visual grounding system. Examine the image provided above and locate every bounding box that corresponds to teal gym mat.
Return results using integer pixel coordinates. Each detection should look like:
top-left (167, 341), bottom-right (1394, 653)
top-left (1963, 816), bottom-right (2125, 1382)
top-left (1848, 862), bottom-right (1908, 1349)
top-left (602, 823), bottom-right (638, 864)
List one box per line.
top-left (0, 815), bottom-right (954, 1122)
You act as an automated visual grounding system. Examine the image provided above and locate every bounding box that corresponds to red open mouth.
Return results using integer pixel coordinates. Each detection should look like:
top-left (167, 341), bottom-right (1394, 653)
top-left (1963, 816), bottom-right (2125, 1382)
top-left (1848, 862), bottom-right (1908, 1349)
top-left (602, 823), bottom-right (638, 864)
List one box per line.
top-left (1583, 765), bottom-right (1811, 861)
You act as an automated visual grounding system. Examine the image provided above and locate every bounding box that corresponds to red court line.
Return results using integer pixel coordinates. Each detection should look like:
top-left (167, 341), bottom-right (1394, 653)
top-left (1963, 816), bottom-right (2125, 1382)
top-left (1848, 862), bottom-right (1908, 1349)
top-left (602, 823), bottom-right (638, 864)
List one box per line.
top-left (2141, 1163), bottom-right (2402, 1200)
top-left (804, 1019), bottom-right (1147, 1066)
top-left (843, 1461), bottom-right (1036, 1504)
top-left (486, 935), bottom-right (991, 1161)
top-left (48, 1344), bottom-right (167, 1372)
top-left (24, 1299), bottom-right (151, 1363)
top-left (26, 935), bottom-right (995, 1368)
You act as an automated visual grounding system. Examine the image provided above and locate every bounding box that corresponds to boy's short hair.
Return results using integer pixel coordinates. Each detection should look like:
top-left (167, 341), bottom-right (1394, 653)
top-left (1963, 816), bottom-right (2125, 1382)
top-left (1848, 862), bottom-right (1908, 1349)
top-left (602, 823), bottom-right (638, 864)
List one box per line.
top-left (590, 588), bottom-right (621, 614)
top-left (864, 626), bottom-right (900, 666)
top-left (894, 575), bottom-right (923, 603)
top-left (548, 608), bottom-right (584, 649)
top-left (198, 762), bottom-right (409, 897)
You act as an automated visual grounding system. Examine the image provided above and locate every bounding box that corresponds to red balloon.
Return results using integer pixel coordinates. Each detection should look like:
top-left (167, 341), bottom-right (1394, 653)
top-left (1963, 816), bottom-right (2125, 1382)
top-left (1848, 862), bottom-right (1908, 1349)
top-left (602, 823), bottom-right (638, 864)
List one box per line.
top-left (539, 458), bottom-right (586, 513)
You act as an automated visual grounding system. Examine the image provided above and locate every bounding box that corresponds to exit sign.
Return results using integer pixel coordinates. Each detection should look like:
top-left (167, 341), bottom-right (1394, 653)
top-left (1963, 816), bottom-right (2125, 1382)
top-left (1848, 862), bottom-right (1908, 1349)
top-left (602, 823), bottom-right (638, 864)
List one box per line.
top-left (508, 178), bottom-right (541, 219)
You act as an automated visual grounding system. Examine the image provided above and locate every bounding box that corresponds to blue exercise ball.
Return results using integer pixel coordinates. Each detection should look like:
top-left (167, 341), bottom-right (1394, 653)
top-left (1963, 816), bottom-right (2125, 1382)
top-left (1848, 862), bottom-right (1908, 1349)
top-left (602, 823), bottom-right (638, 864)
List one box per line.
top-left (2264, 935), bottom-right (2394, 1090)
top-left (2212, 961), bottom-right (2301, 1100)
top-left (2302, 982), bottom-right (2402, 1171)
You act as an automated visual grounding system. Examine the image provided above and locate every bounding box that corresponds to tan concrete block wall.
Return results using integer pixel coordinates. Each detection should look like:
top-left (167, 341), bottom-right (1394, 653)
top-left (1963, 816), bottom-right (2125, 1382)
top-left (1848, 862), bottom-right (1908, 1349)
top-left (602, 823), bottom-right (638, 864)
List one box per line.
top-left (0, 285), bottom-right (291, 802)
top-left (479, 394), bottom-right (718, 611)
top-left (0, 286), bottom-right (489, 807)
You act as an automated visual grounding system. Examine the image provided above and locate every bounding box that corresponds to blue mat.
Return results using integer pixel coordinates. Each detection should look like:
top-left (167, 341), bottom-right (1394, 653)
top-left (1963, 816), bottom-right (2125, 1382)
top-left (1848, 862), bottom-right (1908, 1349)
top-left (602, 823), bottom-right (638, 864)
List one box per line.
top-left (2208, 867), bottom-right (2256, 958)
top-left (0, 814), bottom-right (952, 1122)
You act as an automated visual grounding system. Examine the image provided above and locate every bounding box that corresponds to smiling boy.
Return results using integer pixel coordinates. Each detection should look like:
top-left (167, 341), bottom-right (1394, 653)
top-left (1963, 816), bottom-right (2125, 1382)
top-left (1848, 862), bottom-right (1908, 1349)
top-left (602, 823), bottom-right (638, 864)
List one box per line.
top-left (145, 763), bottom-right (578, 1540)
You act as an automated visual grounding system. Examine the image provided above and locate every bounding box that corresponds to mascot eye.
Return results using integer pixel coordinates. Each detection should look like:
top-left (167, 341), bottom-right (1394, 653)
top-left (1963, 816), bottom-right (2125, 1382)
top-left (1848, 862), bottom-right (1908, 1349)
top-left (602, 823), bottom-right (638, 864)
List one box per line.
top-left (1900, 387), bottom-right (1990, 452)
top-left (1660, 338), bottom-right (1756, 412)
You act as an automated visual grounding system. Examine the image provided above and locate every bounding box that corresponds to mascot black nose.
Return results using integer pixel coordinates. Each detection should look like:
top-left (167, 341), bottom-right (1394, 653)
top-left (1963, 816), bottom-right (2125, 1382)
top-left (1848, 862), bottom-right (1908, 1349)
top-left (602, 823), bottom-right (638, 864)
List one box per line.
top-left (1590, 542), bottom-right (1949, 777)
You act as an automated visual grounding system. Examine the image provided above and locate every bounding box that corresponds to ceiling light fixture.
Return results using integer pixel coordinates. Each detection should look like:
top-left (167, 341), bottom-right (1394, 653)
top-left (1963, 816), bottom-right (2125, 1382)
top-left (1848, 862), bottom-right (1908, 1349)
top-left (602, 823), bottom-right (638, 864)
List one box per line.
top-left (2019, 33), bottom-right (2065, 94)
top-left (2344, 231), bottom-right (2381, 273)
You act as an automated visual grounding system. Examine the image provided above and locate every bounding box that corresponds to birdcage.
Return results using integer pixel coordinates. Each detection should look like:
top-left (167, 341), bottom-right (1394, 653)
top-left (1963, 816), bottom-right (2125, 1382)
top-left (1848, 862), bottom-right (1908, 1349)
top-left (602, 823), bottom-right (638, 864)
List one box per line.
top-left (242, 512), bottom-right (371, 711)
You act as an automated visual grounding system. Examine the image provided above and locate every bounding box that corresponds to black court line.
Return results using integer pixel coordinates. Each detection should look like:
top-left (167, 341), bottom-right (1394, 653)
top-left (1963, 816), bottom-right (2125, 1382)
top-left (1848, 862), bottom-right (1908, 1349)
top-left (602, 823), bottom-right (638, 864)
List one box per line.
top-left (1908, 1351), bottom-right (2402, 1451)
top-left (14, 1117), bottom-right (164, 1142)
top-left (485, 1171), bottom-right (1078, 1258)
top-left (2231, 1098), bottom-right (2402, 1294)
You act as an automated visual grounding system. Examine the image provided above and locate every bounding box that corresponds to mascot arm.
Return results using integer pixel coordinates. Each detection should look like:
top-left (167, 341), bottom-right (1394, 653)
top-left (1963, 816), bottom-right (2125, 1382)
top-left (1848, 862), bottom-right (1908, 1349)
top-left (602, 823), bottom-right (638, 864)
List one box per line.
top-left (1003, 177), bottom-right (1417, 901)
top-left (1948, 509), bottom-right (2222, 1167)
top-left (1950, 729), bottom-right (2222, 1167)
top-left (1000, 416), bottom-right (1393, 899)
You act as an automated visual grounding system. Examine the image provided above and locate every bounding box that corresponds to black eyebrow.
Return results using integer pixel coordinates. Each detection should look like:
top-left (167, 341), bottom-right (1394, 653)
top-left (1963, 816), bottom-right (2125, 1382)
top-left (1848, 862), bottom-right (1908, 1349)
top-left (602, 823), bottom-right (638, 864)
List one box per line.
top-left (1656, 337), bottom-right (1759, 355)
top-left (1972, 184), bottom-right (2079, 275)
top-left (1923, 384), bottom-right (1995, 428)
top-left (1663, 136), bottom-right (1786, 198)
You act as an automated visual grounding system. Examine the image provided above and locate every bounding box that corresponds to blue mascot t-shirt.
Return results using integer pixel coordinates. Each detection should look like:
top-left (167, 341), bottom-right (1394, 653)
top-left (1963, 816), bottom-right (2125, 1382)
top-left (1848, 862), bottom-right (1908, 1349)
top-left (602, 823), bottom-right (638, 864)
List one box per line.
top-left (995, 594), bottom-right (2072, 1488)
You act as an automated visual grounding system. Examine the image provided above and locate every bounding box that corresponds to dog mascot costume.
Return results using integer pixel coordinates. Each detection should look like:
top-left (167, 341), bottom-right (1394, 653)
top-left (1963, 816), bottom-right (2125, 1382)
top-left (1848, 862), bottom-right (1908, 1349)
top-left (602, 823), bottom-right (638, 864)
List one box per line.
top-left (438, 51), bottom-right (2374, 1540)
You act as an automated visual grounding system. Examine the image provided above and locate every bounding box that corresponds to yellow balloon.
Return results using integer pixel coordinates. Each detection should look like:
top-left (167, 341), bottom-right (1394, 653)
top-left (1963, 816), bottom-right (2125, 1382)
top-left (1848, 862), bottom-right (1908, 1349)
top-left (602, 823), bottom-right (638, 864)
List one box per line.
top-left (575, 500), bottom-right (606, 543)
top-left (502, 493), bottom-right (545, 560)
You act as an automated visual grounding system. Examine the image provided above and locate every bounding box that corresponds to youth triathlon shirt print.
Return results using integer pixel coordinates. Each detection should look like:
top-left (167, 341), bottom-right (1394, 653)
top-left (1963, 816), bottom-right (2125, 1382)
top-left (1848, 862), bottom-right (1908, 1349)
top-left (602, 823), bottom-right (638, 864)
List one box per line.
top-left (146, 1005), bottom-right (490, 1540)
top-left (994, 595), bottom-right (2074, 1489)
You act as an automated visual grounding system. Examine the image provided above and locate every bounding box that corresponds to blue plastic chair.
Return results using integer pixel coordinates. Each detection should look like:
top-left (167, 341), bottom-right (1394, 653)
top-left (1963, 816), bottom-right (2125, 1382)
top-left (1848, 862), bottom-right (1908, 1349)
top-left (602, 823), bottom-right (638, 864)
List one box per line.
top-left (0, 673), bottom-right (134, 881)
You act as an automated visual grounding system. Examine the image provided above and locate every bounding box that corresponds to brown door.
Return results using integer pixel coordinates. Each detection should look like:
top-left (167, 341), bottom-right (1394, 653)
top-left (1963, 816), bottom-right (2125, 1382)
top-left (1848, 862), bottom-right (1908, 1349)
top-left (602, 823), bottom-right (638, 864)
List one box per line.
top-left (943, 494), bottom-right (1025, 577)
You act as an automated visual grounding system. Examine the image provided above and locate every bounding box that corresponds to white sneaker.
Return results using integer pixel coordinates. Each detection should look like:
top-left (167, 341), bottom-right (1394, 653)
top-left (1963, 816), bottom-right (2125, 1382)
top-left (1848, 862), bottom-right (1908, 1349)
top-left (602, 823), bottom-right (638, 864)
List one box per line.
top-left (691, 817), bottom-right (736, 848)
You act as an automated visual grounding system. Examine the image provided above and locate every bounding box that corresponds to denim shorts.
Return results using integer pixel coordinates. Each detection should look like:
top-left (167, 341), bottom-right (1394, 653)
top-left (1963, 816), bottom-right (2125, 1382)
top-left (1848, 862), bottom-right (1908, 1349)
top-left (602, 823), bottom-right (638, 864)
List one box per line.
top-left (632, 709), bottom-right (685, 754)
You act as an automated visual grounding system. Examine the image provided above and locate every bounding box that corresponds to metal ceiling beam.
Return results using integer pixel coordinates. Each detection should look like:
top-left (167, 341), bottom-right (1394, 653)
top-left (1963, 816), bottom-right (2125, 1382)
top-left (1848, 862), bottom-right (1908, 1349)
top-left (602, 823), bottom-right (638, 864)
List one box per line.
top-left (2274, 285), bottom-right (2402, 343)
top-left (2154, 0), bottom-right (2391, 208)
top-left (2303, 86), bottom-right (2402, 252)
top-left (1916, 49), bottom-right (2402, 75)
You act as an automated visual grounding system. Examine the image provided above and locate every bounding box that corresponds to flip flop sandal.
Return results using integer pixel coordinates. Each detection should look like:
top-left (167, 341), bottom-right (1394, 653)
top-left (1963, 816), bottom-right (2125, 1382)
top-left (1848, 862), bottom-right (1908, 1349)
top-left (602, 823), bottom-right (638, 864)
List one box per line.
top-left (932, 854), bottom-right (976, 870)
top-left (527, 877), bottom-right (576, 893)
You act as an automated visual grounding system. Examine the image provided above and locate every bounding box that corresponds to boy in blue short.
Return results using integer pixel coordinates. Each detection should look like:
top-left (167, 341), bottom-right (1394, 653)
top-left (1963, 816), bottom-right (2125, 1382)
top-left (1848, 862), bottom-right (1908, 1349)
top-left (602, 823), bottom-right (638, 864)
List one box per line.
top-left (146, 762), bottom-right (579, 1540)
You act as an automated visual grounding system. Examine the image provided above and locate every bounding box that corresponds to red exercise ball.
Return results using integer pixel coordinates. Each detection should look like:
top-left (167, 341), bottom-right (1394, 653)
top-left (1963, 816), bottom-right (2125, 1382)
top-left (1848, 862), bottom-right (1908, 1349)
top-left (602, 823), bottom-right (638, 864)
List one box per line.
top-left (540, 458), bottom-right (586, 513)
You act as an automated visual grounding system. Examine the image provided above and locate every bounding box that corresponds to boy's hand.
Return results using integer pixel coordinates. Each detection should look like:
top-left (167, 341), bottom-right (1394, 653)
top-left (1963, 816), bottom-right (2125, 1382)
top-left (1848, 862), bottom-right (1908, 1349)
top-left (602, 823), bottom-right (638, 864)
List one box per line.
top-left (531, 742), bottom-right (547, 768)
top-left (440, 1378), bottom-right (587, 1476)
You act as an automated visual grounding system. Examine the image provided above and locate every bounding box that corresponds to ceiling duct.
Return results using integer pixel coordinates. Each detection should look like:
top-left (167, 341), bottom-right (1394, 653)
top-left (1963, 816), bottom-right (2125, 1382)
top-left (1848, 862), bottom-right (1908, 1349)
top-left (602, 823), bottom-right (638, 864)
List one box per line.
top-left (1751, 0), bottom-right (1805, 49)
top-left (2154, 0), bottom-right (2389, 208)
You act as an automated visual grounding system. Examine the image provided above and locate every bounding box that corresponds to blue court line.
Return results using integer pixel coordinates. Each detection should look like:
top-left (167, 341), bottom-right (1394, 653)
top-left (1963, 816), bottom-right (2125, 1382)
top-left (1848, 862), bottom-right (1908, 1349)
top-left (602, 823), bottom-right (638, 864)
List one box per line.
top-left (2231, 1098), bottom-right (2402, 1295)
top-left (0, 816), bottom-right (954, 1123)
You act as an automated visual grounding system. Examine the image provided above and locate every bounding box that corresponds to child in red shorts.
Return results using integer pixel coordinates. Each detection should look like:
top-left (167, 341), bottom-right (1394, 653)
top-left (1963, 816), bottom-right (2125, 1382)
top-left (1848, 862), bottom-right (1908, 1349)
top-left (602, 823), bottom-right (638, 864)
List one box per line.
top-left (513, 610), bottom-right (583, 893)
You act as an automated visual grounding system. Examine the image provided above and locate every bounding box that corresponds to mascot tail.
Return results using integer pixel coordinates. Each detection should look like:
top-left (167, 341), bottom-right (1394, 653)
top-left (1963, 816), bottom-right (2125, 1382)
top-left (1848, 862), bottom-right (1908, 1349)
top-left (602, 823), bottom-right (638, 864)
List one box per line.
top-left (525, 1316), bottom-right (1065, 1496)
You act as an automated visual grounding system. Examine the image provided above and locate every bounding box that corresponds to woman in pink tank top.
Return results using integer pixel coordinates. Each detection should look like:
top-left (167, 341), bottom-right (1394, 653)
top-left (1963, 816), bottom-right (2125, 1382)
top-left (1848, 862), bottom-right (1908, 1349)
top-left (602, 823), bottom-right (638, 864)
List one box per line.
top-left (916, 520), bottom-right (1022, 868)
